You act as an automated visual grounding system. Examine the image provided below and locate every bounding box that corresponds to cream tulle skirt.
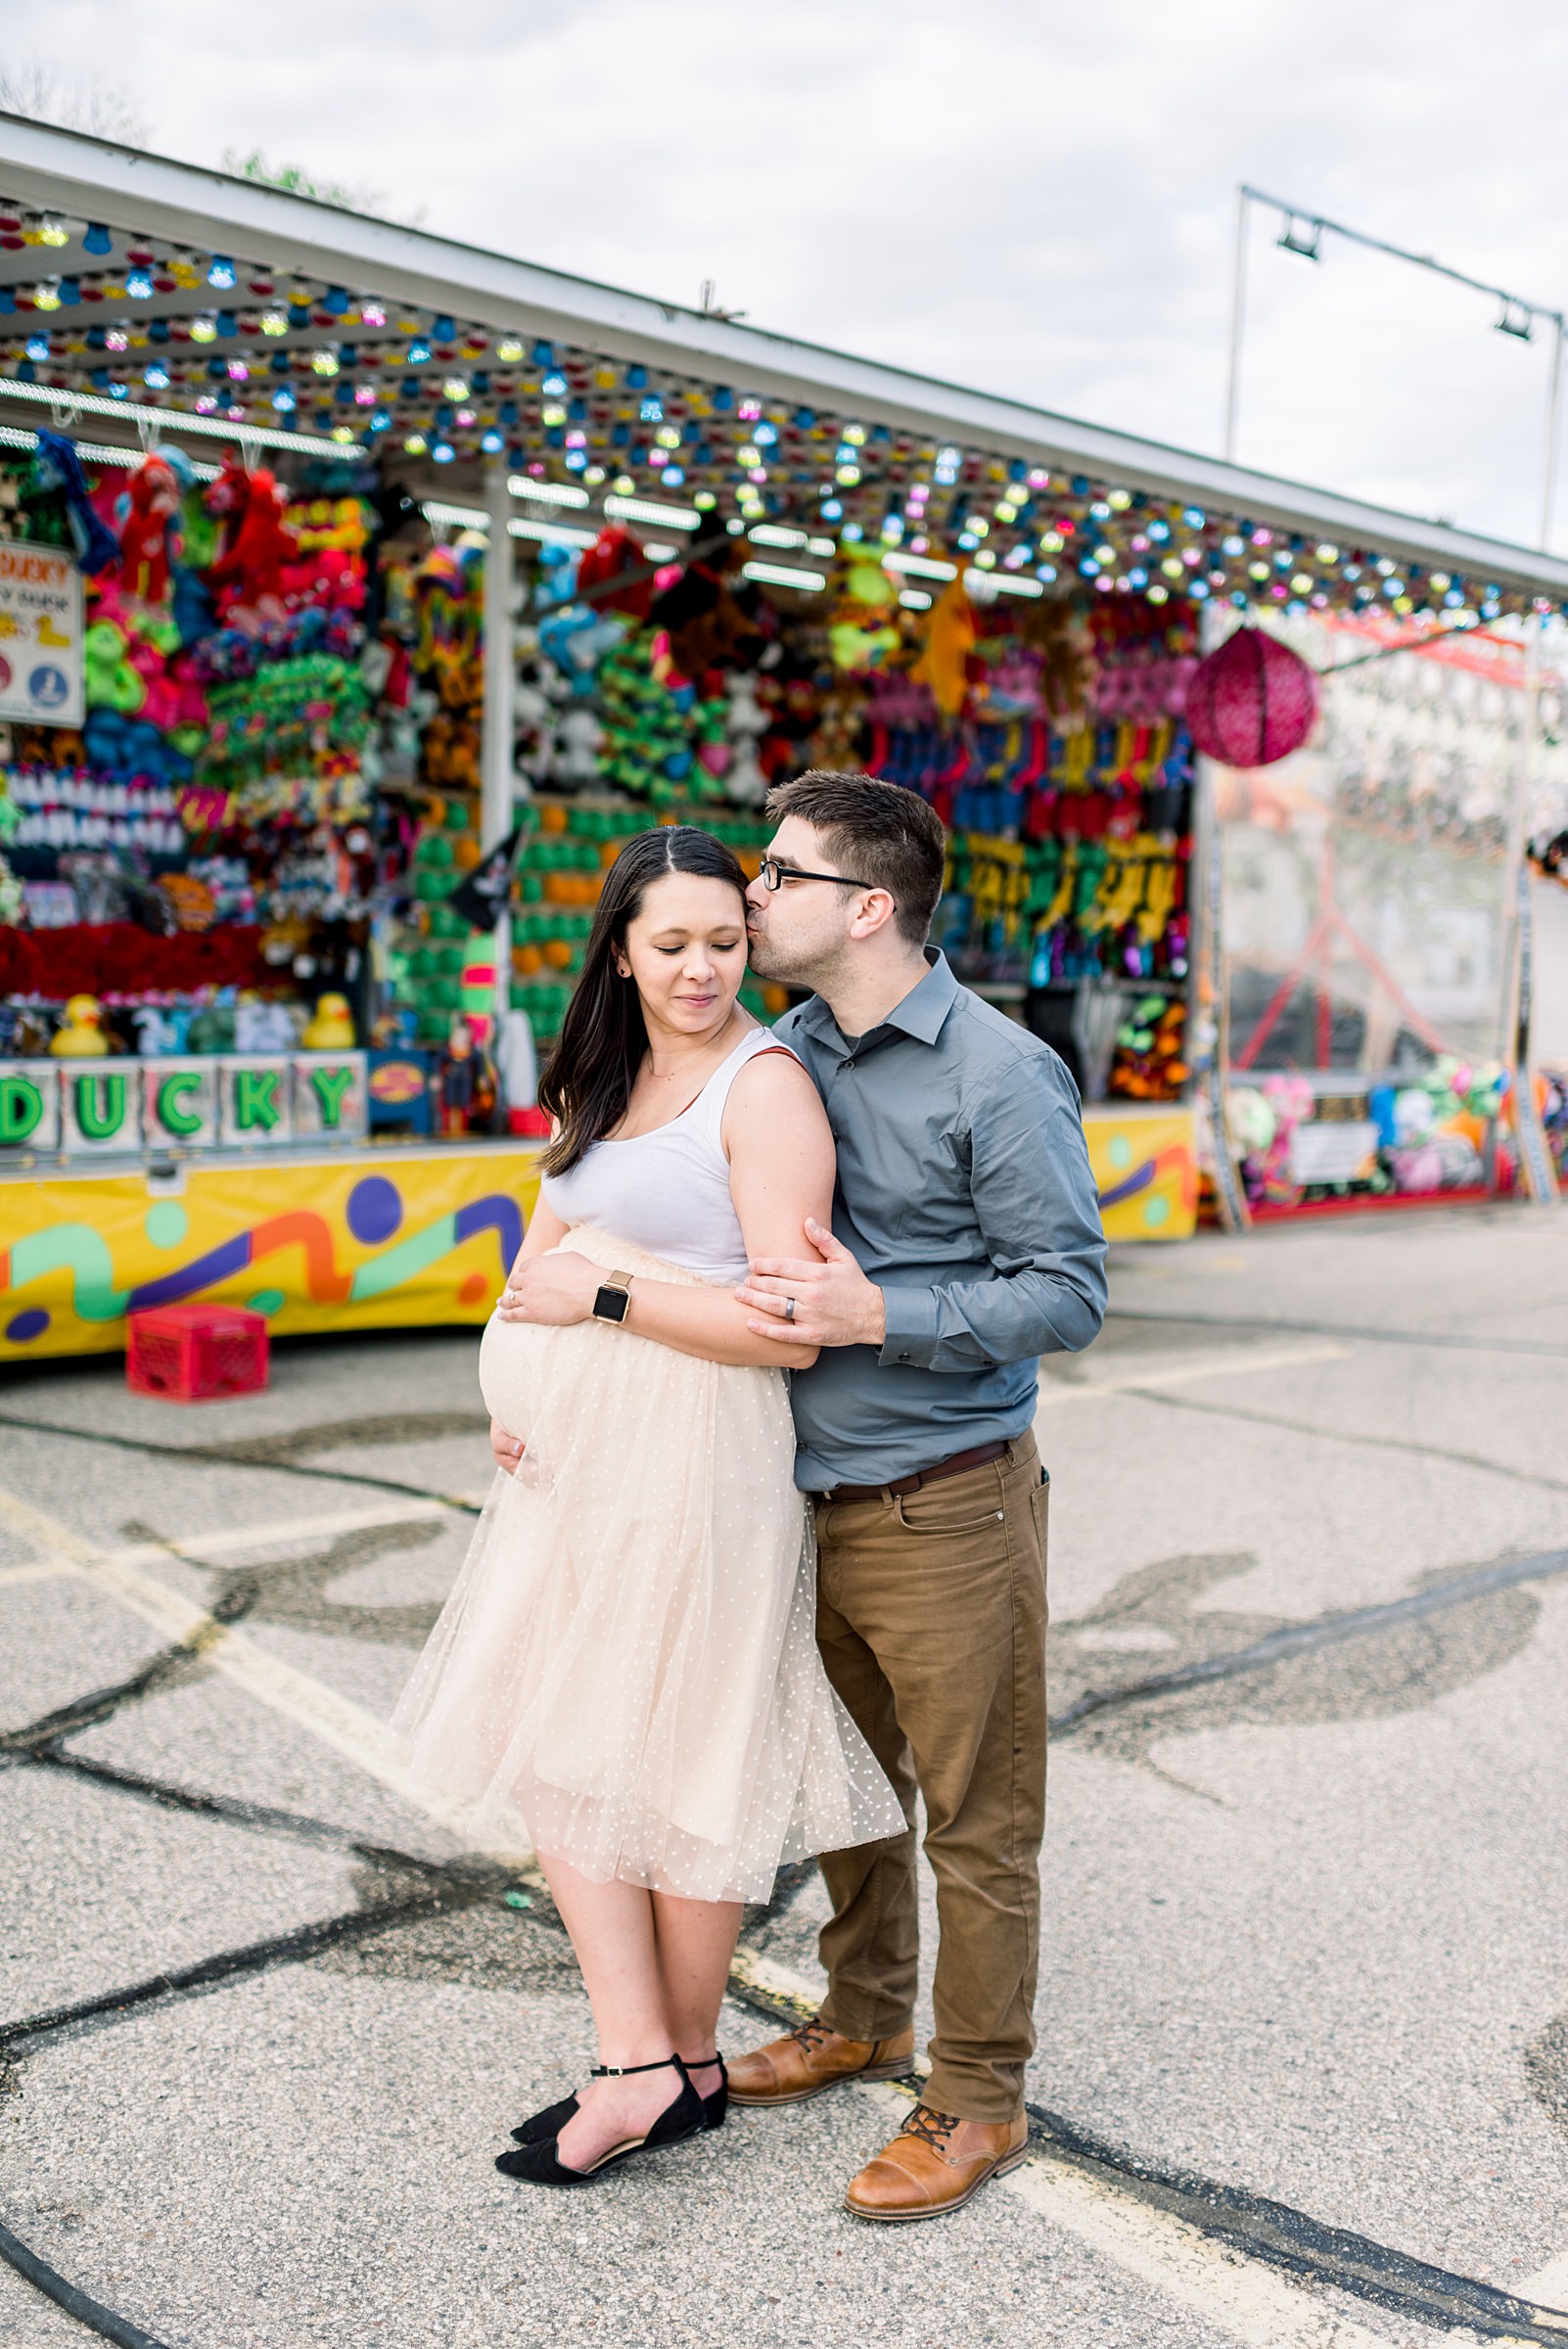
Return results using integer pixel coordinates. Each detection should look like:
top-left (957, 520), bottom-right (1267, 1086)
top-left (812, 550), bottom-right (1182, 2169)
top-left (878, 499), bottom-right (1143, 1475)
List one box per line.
top-left (391, 1224), bottom-right (904, 1904)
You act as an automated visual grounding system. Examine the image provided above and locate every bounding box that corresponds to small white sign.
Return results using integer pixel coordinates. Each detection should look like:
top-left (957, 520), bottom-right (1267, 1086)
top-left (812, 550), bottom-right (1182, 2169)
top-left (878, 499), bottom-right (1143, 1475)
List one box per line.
top-left (0, 535), bottom-right (84, 727)
top-left (1289, 1118), bottom-right (1381, 1185)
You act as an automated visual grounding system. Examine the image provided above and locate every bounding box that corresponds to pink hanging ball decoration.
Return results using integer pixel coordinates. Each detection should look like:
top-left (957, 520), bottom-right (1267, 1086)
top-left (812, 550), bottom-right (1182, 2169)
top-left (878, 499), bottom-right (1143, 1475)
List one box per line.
top-left (1184, 625), bottom-right (1319, 767)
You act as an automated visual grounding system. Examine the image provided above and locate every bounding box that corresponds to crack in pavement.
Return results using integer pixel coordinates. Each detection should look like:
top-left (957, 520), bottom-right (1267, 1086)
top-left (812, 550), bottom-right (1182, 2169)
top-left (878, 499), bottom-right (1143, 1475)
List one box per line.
top-left (1106, 1307), bottom-right (1568, 1360)
top-left (0, 1867), bottom-right (502, 2056)
top-left (26, 1742), bottom-right (459, 1870)
top-left (1102, 1378), bottom-right (1568, 1498)
top-left (153, 1410), bottom-right (490, 1468)
top-left (0, 1585), bottom-right (256, 1756)
top-left (0, 2213), bottom-right (174, 2349)
top-left (117, 1511), bottom-right (452, 1649)
top-left (1526, 2011), bottom-right (1568, 2149)
top-left (0, 1410), bottom-right (486, 1514)
top-left (1049, 1541), bottom-right (1568, 1750)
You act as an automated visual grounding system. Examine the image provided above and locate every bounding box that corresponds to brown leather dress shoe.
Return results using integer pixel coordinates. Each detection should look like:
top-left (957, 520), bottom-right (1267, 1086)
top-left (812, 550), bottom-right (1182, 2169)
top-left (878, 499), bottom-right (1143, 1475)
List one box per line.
top-left (726, 2015), bottom-right (916, 2106)
top-left (843, 2103), bottom-right (1030, 2222)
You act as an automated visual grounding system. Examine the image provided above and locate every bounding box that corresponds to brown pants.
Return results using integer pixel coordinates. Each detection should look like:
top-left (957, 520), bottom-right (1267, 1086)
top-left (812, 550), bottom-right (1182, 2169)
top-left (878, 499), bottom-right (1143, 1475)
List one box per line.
top-left (813, 1432), bottom-right (1048, 2124)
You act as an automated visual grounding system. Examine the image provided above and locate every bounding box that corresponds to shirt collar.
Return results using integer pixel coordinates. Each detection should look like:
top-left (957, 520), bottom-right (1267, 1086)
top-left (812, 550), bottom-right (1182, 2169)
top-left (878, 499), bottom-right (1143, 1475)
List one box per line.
top-left (883, 950), bottom-right (959, 1045)
top-left (797, 949), bottom-right (958, 1053)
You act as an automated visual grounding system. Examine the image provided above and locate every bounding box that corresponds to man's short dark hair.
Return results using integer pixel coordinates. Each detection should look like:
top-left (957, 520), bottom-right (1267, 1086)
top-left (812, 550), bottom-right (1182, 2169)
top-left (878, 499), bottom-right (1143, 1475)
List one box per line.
top-left (764, 771), bottom-right (945, 946)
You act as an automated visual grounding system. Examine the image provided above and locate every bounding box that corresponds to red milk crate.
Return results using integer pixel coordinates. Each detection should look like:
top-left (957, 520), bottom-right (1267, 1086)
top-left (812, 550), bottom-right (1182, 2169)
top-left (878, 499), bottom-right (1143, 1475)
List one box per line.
top-left (126, 1304), bottom-right (270, 1403)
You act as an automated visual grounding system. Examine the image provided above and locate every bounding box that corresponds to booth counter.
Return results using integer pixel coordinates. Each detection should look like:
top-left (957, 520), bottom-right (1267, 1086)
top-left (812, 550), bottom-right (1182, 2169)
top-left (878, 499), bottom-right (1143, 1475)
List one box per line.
top-left (0, 1101), bottom-right (1193, 1361)
top-left (0, 1139), bottom-right (540, 1359)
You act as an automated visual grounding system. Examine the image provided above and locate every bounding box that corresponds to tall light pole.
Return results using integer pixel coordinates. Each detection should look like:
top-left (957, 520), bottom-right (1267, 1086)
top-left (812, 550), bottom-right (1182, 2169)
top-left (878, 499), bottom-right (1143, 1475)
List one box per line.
top-left (1223, 185), bottom-right (1566, 553)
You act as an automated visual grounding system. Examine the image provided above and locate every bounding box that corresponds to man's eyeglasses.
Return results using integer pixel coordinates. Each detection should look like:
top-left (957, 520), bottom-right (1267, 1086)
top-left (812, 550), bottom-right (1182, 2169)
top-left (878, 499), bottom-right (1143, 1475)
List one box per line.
top-left (758, 856), bottom-right (890, 901)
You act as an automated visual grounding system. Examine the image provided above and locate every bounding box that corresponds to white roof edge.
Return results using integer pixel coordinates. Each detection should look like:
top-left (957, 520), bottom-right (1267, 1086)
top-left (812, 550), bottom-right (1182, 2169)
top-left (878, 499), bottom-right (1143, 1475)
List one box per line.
top-left (5, 113), bottom-right (1568, 598)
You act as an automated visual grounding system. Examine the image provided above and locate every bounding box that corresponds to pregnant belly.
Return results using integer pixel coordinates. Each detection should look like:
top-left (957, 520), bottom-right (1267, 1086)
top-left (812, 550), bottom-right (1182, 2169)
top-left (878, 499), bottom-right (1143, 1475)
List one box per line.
top-left (477, 1310), bottom-right (558, 1443)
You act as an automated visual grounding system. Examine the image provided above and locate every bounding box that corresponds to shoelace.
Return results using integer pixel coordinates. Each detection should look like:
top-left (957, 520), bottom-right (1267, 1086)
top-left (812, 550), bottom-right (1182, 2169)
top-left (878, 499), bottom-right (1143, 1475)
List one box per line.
top-left (901, 2102), bottom-right (962, 2152)
top-left (789, 2017), bottom-right (836, 2057)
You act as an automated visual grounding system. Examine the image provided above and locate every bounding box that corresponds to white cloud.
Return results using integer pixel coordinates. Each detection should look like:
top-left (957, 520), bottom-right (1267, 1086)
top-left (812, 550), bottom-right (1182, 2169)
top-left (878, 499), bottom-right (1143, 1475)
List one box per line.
top-left (20, 0), bottom-right (1568, 548)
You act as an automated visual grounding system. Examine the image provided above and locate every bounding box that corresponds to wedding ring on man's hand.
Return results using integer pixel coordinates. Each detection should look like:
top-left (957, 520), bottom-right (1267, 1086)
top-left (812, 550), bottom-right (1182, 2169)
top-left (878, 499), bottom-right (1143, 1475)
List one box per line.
top-left (784, 1296), bottom-right (797, 1322)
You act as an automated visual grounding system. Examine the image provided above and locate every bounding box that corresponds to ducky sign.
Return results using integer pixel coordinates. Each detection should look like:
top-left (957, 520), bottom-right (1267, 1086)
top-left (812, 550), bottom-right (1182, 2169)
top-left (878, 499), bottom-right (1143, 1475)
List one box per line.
top-left (0, 1053), bottom-right (367, 1162)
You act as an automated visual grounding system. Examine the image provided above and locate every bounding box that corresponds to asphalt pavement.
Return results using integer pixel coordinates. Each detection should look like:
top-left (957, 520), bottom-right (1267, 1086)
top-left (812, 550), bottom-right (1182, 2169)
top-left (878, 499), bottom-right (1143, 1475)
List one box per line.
top-left (2, 1201), bottom-right (1567, 2349)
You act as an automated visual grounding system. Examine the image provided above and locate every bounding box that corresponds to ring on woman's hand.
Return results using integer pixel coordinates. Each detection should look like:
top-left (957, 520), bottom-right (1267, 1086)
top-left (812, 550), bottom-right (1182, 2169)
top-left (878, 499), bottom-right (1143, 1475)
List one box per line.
top-left (783, 1296), bottom-right (797, 1322)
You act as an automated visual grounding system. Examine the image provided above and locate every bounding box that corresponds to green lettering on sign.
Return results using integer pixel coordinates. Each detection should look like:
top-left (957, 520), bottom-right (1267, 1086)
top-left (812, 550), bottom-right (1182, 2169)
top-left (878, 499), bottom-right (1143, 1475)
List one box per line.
top-left (157, 1072), bottom-right (204, 1137)
top-left (75, 1072), bottom-right (126, 1141)
top-left (0, 1075), bottom-right (44, 1144)
top-left (309, 1066), bottom-right (354, 1128)
top-left (234, 1069), bottom-right (280, 1131)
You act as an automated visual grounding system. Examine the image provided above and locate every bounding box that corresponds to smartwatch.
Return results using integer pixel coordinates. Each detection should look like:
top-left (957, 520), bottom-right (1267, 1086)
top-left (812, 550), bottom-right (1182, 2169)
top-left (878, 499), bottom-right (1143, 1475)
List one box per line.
top-left (591, 1270), bottom-right (633, 1325)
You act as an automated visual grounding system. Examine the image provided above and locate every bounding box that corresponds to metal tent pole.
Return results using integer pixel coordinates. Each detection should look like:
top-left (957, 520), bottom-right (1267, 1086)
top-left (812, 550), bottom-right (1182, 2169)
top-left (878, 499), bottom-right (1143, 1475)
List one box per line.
top-left (1222, 187), bottom-right (1250, 465)
top-left (480, 457), bottom-right (516, 1031)
top-left (1541, 321), bottom-right (1564, 554)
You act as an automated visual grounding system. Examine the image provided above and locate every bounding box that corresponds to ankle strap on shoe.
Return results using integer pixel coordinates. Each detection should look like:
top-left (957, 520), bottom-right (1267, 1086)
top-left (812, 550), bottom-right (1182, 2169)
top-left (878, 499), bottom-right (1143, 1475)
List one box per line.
top-left (590, 2055), bottom-right (684, 2079)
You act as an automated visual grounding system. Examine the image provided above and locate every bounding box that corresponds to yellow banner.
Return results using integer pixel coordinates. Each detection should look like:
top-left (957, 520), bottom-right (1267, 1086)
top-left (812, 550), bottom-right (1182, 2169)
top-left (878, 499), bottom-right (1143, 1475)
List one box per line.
top-left (0, 1107), bottom-right (1194, 1361)
top-left (0, 1145), bottom-right (542, 1360)
top-left (1084, 1105), bottom-right (1198, 1241)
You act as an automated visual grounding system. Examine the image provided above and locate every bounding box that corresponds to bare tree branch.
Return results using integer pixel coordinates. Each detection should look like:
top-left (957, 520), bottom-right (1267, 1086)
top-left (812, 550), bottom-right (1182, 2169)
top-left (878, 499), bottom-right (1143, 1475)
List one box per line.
top-left (0, 52), bottom-right (150, 145)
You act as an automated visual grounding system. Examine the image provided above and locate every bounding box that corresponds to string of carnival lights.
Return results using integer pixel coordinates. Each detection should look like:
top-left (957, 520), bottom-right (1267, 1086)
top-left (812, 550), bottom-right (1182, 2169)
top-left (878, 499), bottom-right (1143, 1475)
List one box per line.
top-left (0, 201), bottom-right (1559, 625)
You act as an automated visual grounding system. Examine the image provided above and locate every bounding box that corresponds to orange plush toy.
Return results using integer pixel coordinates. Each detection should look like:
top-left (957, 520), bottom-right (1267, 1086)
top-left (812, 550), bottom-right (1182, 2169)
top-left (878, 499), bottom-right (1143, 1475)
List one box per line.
top-left (910, 577), bottom-right (976, 717)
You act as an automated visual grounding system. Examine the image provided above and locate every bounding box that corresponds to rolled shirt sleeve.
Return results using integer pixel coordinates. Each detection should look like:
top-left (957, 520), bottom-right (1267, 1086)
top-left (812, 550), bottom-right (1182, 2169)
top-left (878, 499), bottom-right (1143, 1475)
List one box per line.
top-left (876, 1055), bottom-right (1107, 1373)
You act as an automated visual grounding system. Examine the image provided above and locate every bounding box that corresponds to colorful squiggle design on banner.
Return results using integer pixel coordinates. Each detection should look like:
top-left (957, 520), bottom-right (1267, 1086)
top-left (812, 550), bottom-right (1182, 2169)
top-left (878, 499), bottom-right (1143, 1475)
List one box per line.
top-left (0, 1175), bottom-right (525, 1342)
top-left (1095, 1142), bottom-right (1192, 1213)
top-left (1089, 1125), bottom-right (1199, 1238)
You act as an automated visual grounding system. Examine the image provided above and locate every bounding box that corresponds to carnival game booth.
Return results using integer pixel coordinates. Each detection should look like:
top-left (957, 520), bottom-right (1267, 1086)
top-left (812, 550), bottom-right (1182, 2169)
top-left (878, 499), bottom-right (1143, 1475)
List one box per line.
top-left (1, 118), bottom-right (1565, 1361)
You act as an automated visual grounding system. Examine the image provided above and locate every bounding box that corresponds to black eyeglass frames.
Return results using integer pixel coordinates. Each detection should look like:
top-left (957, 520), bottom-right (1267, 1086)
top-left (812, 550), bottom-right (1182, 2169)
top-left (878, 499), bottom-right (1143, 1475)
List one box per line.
top-left (757, 856), bottom-right (890, 900)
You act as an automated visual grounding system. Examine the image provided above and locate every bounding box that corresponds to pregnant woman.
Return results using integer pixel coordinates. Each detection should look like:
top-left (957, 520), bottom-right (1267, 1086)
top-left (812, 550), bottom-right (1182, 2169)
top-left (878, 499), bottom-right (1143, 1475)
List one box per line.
top-left (393, 824), bottom-right (901, 2188)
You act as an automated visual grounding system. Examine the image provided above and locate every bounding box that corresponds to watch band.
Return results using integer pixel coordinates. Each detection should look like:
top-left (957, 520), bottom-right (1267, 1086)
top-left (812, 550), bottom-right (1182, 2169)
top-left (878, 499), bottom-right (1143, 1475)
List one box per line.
top-left (591, 1270), bottom-right (633, 1325)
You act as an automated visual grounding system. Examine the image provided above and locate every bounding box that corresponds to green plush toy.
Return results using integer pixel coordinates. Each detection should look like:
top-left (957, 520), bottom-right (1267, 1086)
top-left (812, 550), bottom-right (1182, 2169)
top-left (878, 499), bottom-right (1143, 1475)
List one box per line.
top-left (84, 620), bottom-right (147, 714)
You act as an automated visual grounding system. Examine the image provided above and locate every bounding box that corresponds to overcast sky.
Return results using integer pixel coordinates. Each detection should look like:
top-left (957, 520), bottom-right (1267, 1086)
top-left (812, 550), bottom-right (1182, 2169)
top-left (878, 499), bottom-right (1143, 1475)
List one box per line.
top-left (15, 0), bottom-right (1568, 554)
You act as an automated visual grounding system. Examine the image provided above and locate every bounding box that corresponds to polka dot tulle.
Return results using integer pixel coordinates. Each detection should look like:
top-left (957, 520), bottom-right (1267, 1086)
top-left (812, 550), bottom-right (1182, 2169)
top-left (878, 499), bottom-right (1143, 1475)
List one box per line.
top-left (392, 1223), bottom-right (905, 1904)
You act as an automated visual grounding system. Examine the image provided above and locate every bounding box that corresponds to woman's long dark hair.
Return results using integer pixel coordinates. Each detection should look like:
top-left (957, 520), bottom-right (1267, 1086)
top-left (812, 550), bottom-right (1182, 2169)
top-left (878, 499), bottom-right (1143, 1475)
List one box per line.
top-left (536, 825), bottom-right (750, 1174)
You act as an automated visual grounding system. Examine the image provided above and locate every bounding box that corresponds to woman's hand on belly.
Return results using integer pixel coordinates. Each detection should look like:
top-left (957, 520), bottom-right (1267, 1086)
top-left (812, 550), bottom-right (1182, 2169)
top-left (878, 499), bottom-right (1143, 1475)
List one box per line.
top-left (497, 1248), bottom-right (601, 1327)
top-left (489, 1416), bottom-right (526, 1475)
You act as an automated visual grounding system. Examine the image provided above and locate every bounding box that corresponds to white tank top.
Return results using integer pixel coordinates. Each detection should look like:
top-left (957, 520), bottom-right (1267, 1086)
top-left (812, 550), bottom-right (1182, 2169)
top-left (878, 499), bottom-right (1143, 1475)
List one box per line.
top-left (537, 1026), bottom-right (796, 1282)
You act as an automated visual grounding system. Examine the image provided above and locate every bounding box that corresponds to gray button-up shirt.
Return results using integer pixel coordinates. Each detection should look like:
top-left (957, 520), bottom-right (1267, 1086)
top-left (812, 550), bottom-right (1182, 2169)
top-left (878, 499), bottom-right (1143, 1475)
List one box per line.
top-left (774, 952), bottom-right (1108, 1492)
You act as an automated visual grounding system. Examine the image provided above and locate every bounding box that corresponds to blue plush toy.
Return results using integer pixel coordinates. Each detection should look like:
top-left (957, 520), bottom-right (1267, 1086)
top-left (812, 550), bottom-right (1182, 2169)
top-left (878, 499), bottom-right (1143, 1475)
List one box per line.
top-left (33, 428), bottom-right (120, 576)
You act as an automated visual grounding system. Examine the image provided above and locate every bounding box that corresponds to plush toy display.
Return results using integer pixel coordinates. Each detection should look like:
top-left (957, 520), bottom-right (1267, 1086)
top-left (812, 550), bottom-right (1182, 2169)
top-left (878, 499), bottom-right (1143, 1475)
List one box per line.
top-left (9, 411), bottom-right (1522, 1237)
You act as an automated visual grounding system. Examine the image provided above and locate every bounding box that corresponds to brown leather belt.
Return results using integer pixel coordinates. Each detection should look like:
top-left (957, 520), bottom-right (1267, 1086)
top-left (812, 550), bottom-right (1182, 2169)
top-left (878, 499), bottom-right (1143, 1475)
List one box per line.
top-left (820, 1440), bottom-right (1010, 1505)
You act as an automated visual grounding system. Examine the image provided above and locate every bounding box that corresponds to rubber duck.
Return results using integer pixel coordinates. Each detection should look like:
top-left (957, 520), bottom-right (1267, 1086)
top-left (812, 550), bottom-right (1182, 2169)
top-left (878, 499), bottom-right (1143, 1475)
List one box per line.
top-left (300, 991), bottom-right (356, 1050)
top-left (49, 993), bottom-right (111, 1057)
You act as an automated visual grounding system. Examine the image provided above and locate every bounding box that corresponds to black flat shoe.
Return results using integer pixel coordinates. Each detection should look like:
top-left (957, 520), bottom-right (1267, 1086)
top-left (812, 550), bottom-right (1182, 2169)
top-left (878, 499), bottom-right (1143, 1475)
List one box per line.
top-left (511, 2051), bottom-right (727, 2143)
top-left (510, 2091), bottom-right (579, 2145)
top-left (496, 2056), bottom-right (704, 2186)
top-left (694, 2052), bottom-right (727, 2131)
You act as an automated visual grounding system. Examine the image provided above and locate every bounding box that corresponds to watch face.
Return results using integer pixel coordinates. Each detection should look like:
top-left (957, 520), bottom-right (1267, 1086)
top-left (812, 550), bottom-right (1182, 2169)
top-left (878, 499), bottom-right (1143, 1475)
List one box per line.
top-left (593, 1282), bottom-right (630, 1323)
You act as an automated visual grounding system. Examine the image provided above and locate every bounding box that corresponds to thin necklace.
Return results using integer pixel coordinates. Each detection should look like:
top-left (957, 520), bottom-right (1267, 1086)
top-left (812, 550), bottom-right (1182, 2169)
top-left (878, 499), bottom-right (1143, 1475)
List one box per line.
top-left (644, 1012), bottom-right (741, 1084)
